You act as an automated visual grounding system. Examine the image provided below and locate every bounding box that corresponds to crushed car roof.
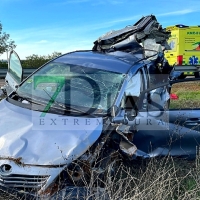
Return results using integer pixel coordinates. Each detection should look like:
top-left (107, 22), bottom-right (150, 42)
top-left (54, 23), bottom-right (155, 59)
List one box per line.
top-left (54, 51), bottom-right (142, 73)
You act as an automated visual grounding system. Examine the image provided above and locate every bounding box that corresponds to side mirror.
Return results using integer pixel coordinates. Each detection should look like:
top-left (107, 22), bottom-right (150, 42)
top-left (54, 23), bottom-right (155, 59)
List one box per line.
top-left (112, 109), bottom-right (128, 125)
top-left (126, 109), bottom-right (137, 121)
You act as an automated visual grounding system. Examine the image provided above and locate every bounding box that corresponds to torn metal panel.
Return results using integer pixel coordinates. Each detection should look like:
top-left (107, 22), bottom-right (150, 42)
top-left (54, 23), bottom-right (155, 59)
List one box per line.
top-left (92, 15), bottom-right (171, 53)
top-left (142, 38), bottom-right (163, 60)
top-left (116, 124), bottom-right (137, 157)
top-left (119, 140), bottom-right (137, 157)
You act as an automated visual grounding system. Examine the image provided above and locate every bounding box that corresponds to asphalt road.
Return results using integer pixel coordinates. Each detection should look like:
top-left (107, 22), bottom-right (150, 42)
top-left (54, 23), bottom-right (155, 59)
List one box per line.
top-left (0, 79), bottom-right (5, 87)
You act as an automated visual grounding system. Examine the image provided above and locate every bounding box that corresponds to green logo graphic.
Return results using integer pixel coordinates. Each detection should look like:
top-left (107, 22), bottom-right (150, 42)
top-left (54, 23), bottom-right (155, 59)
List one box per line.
top-left (34, 76), bottom-right (65, 117)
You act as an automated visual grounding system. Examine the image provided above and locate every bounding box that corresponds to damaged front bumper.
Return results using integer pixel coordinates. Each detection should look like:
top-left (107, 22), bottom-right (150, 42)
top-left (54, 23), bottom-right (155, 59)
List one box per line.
top-left (0, 160), bottom-right (66, 198)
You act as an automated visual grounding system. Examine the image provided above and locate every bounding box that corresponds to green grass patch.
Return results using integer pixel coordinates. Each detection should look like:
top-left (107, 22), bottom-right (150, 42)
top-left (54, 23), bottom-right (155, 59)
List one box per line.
top-left (170, 81), bottom-right (200, 109)
top-left (176, 91), bottom-right (200, 100)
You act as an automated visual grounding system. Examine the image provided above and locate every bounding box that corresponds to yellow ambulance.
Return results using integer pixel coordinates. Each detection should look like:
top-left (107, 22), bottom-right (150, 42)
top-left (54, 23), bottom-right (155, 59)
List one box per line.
top-left (165, 24), bottom-right (200, 78)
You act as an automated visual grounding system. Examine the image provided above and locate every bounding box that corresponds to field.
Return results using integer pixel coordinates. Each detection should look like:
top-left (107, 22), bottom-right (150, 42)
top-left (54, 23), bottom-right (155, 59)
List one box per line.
top-left (170, 81), bottom-right (200, 109)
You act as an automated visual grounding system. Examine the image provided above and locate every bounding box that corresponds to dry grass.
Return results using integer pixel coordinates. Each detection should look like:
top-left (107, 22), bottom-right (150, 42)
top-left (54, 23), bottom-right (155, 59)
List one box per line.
top-left (2, 154), bottom-right (200, 200)
top-left (45, 155), bottom-right (200, 200)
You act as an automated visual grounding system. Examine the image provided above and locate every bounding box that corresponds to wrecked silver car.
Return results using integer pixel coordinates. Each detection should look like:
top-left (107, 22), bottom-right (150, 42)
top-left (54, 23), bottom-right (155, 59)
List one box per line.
top-left (0, 15), bottom-right (199, 199)
top-left (0, 50), bottom-right (160, 198)
top-left (0, 49), bottom-right (154, 198)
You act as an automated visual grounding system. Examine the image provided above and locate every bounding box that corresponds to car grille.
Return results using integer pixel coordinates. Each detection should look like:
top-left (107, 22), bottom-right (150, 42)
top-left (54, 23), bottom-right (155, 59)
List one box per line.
top-left (0, 174), bottom-right (49, 189)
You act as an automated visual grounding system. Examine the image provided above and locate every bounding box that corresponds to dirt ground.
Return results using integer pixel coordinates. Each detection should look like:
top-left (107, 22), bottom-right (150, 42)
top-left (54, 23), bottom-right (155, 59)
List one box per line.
top-left (171, 81), bottom-right (200, 93)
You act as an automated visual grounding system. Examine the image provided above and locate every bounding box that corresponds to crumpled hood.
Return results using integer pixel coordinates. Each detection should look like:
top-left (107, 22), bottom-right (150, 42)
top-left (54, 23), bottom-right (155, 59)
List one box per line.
top-left (0, 99), bottom-right (103, 165)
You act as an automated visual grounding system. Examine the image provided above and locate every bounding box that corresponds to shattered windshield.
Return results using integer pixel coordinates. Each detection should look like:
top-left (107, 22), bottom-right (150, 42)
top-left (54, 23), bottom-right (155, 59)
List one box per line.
top-left (17, 62), bottom-right (125, 114)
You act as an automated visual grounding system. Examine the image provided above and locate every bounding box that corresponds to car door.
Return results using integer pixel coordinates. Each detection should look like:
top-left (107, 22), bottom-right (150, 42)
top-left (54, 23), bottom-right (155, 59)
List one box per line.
top-left (5, 50), bottom-right (23, 95)
top-left (133, 78), bottom-right (200, 159)
top-left (132, 75), bottom-right (171, 156)
top-left (167, 78), bottom-right (200, 158)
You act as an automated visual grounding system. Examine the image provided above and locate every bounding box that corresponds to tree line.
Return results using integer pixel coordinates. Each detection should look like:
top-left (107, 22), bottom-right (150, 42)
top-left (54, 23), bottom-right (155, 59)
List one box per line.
top-left (0, 52), bottom-right (62, 68)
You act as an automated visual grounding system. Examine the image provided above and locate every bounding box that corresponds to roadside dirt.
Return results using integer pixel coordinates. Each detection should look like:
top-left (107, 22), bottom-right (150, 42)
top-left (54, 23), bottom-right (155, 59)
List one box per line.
top-left (171, 81), bottom-right (200, 93)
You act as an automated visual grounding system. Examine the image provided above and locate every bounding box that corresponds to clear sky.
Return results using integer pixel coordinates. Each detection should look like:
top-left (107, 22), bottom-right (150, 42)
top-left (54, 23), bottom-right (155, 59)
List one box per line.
top-left (0, 0), bottom-right (200, 60)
